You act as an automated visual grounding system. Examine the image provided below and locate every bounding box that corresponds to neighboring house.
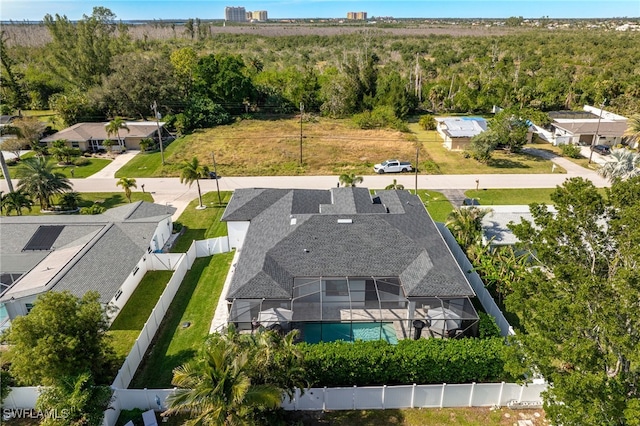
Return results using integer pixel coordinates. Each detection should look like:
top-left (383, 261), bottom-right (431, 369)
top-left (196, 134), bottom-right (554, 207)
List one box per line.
top-left (221, 187), bottom-right (479, 343)
top-left (480, 205), bottom-right (556, 249)
top-left (0, 201), bottom-right (176, 330)
top-left (549, 106), bottom-right (628, 146)
top-left (435, 117), bottom-right (487, 151)
top-left (0, 115), bottom-right (17, 128)
top-left (40, 121), bottom-right (173, 152)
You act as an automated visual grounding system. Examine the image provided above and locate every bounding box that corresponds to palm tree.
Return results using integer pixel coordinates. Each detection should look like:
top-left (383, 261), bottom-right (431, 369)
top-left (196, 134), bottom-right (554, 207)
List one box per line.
top-left (445, 207), bottom-right (491, 252)
top-left (1, 189), bottom-right (33, 216)
top-left (0, 151), bottom-right (14, 192)
top-left (59, 192), bottom-right (82, 211)
top-left (16, 157), bottom-right (72, 210)
top-left (597, 149), bottom-right (640, 181)
top-left (339, 173), bottom-right (364, 187)
top-left (164, 338), bottom-right (282, 426)
top-left (106, 118), bottom-right (130, 152)
top-left (385, 179), bottom-right (405, 190)
top-left (180, 157), bottom-right (207, 209)
top-left (116, 177), bottom-right (137, 203)
top-left (623, 114), bottom-right (640, 149)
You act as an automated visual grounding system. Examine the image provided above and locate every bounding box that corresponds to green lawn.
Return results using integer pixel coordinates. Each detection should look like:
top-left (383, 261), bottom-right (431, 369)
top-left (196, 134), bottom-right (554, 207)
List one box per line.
top-left (417, 190), bottom-right (454, 222)
top-left (464, 187), bottom-right (608, 206)
top-left (130, 252), bottom-right (234, 388)
top-left (408, 124), bottom-right (566, 175)
top-left (114, 139), bottom-right (186, 178)
top-left (118, 407), bottom-right (543, 426)
top-left (171, 191), bottom-right (231, 253)
top-left (4, 192), bottom-right (154, 216)
top-left (108, 271), bottom-right (173, 361)
top-left (3, 156), bottom-right (112, 179)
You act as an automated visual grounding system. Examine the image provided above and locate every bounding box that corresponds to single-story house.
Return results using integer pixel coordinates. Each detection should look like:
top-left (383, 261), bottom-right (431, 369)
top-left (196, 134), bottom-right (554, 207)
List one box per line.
top-left (0, 201), bottom-right (176, 330)
top-left (479, 205), bottom-right (556, 249)
top-left (221, 187), bottom-right (479, 343)
top-left (40, 121), bottom-right (173, 152)
top-left (549, 106), bottom-right (628, 147)
top-left (435, 117), bottom-right (487, 151)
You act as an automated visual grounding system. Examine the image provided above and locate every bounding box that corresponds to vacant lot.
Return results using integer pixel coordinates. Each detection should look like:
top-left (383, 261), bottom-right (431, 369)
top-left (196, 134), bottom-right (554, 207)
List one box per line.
top-left (118, 117), bottom-right (562, 177)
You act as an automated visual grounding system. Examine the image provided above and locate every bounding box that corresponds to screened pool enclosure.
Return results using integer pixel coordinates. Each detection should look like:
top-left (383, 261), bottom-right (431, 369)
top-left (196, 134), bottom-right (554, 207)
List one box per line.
top-left (227, 276), bottom-right (479, 343)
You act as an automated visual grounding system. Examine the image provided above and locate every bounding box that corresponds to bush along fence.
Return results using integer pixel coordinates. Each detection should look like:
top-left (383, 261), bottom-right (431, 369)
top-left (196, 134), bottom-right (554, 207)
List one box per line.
top-left (436, 223), bottom-right (515, 336)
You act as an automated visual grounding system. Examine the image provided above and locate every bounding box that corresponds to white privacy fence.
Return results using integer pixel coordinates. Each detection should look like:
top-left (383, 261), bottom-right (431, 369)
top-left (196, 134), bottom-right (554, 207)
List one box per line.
top-left (4, 382), bottom-right (546, 415)
top-left (436, 223), bottom-right (515, 336)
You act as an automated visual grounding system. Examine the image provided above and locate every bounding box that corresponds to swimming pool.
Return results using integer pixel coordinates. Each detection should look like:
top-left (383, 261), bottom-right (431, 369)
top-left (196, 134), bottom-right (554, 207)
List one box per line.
top-left (302, 322), bottom-right (398, 344)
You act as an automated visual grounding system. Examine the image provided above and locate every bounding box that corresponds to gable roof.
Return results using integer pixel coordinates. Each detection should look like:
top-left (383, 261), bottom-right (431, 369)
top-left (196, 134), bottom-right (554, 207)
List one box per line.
top-left (41, 122), bottom-right (163, 143)
top-left (223, 188), bottom-right (474, 300)
top-left (0, 201), bottom-right (175, 303)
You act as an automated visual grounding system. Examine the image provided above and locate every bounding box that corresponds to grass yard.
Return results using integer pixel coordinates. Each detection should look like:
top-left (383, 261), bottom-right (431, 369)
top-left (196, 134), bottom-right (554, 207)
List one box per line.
top-left (417, 190), bottom-right (454, 222)
top-left (3, 156), bottom-right (112, 179)
top-left (108, 271), bottom-right (173, 362)
top-left (4, 192), bottom-right (154, 216)
top-left (116, 117), bottom-right (568, 178)
top-left (465, 187), bottom-right (608, 206)
top-left (171, 191), bottom-right (231, 253)
top-left (130, 252), bottom-right (234, 388)
top-left (408, 123), bottom-right (566, 175)
top-left (116, 407), bottom-right (544, 426)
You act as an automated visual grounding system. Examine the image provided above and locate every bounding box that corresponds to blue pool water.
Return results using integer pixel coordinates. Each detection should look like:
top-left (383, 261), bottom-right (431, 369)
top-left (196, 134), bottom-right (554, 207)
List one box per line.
top-left (303, 322), bottom-right (398, 344)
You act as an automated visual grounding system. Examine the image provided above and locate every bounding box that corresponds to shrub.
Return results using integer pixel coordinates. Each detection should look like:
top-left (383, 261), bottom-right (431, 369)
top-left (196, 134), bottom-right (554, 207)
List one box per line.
top-left (300, 337), bottom-right (511, 387)
top-left (352, 106), bottom-right (408, 132)
top-left (80, 204), bottom-right (106, 215)
top-left (74, 157), bottom-right (90, 166)
top-left (560, 143), bottom-right (582, 159)
top-left (478, 312), bottom-right (502, 339)
top-left (173, 221), bottom-right (184, 233)
top-left (419, 114), bottom-right (437, 131)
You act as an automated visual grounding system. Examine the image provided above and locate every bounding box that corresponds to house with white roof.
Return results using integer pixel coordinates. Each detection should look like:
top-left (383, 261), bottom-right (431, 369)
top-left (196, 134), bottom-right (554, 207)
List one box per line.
top-left (0, 201), bottom-right (176, 329)
top-left (435, 117), bottom-right (487, 151)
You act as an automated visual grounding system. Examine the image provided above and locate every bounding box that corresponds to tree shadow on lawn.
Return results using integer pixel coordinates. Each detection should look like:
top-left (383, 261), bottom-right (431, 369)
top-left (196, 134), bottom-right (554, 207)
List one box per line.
top-left (487, 158), bottom-right (531, 169)
top-left (78, 194), bottom-right (126, 209)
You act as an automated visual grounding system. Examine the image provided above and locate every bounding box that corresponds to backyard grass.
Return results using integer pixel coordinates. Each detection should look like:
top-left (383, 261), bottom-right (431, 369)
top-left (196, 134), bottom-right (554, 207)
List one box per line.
top-left (116, 117), bottom-right (568, 178)
top-left (130, 252), bottom-right (234, 388)
top-left (108, 271), bottom-right (173, 362)
top-left (116, 407), bottom-right (544, 426)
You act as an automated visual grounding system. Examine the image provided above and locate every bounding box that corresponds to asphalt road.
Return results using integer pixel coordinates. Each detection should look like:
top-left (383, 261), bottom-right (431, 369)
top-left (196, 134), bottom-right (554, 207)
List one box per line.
top-left (0, 149), bottom-right (610, 221)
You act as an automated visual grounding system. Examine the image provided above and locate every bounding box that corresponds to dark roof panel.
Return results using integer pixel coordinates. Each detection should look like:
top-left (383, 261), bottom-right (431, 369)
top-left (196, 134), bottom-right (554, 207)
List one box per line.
top-left (23, 226), bottom-right (64, 251)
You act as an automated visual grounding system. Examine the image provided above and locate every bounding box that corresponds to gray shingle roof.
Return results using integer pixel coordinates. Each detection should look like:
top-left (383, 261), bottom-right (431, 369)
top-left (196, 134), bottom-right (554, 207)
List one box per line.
top-left (0, 202), bottom-right (174, 303)
top-left (225, 188), bottom-right (474, 300)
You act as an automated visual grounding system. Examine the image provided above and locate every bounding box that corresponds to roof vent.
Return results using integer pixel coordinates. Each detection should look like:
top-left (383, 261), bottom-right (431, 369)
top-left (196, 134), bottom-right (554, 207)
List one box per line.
top-left (290, 217), bottom-right (297, 225)
top-left (337, 218), bottom-right (353, 224)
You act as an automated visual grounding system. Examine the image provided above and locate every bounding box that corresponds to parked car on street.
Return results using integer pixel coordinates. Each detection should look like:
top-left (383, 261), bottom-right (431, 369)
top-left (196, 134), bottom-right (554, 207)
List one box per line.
top-left (590, 145), bottom-right (611, 155)
top-left (373, 159), bottom-right (413, 174)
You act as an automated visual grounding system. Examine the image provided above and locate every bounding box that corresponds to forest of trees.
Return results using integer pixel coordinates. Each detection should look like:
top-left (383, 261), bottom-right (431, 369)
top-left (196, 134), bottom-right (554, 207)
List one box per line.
top-left (1, 8), bottom-right (639, 132)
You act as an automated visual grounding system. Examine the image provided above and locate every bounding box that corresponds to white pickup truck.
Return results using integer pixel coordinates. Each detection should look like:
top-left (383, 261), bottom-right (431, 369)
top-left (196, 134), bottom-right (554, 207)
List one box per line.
top-left (373, 159), bottom-right (413, 174)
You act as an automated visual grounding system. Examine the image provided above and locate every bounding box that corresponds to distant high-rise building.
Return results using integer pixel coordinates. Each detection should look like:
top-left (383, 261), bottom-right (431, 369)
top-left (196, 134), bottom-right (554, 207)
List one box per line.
top-left (250, 10), bottom-right (268, 21)
top-left (347, 12), bottom-right (367, 20)
top-left (225, 6), bottom-right (247, 22)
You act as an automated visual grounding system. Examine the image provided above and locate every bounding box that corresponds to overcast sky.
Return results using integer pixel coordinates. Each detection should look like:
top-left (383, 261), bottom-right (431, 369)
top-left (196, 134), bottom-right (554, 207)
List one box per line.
top-left (1, 0), bottom-right (639, 21)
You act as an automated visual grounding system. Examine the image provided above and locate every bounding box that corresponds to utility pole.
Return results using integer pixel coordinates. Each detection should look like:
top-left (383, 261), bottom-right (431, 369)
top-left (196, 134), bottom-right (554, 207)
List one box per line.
top-left (151, 101), bottom-right (165, 165)
top-left (415, 144), bottom-right (419, 195)
top-left (588, 98), bottom-right (606, 165)
top-left (211, 151), bottom-right (221, 205)
top-left (299, 102), bottom-right (304, 166)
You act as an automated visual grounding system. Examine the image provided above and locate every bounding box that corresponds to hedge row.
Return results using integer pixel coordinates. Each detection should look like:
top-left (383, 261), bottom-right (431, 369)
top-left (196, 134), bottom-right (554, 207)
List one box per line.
top-left (300, 337), bottom-right (510, 387)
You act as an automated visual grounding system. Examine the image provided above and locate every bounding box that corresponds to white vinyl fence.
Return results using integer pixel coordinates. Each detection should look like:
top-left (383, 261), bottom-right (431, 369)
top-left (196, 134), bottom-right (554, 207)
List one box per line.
top-left (436, 223), bottom-right (515, 336)
top-left (3, 382), bottom-right (546, 417)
